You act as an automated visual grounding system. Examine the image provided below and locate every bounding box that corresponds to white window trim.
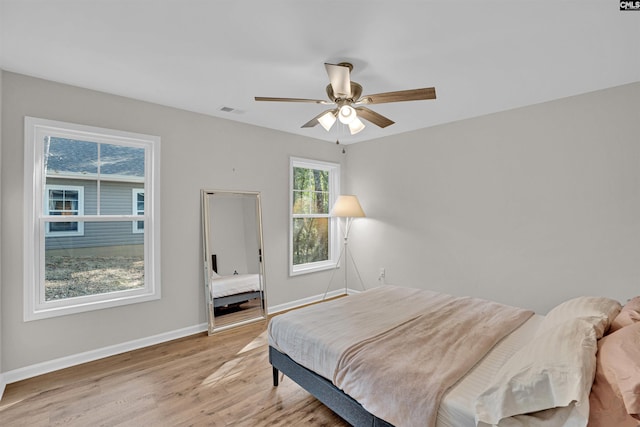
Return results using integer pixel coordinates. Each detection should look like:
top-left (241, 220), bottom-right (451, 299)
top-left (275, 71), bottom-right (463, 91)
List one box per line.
top-left (44, 184), bottom-right (85, 236)
top-left (24, 117), bottom-right (161, 321)
top-left (132, 188), bottom-right (144, 234)
top-left (289, 157), bottom-right (340, 276)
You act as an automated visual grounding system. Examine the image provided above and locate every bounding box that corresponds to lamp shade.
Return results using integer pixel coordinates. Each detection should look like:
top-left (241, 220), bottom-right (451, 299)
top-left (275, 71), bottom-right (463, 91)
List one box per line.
top-left (330, 195), bottom-right (366, 218)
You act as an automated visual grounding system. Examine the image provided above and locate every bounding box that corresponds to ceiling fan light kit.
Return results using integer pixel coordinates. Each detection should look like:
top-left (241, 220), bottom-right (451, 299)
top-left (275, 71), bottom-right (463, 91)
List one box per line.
top-left (318, 110), bottom-right (337, 131)
top-left (347, 117), bottom-right (366, 135)
top-left (338, 105), bottom-right (355, 124)
top-left (255, 62), bottom-right (436, 137)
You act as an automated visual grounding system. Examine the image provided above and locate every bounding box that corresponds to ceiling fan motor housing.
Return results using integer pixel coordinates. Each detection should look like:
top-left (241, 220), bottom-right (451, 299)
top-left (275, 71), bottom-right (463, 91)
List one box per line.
top-left (326, 82), bottom-right (363, 103)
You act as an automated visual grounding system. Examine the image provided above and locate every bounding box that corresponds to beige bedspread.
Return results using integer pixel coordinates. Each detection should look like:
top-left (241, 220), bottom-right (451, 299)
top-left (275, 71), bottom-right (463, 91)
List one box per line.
top-left (333, 293), bottom-right (534, 427)
top-left (268, 285), bottom-right (534, 427)
top-left (268, 286), bottom-right (459, 380)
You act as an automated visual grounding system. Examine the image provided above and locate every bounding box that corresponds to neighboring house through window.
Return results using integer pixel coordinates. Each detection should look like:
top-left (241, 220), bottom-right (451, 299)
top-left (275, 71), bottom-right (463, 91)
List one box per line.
top-left (289, 157), bottom-right (340, 275)
top-left (24, 117), bottom-right (161, 320)
top-left (133, 189), bottom-right (144, 233)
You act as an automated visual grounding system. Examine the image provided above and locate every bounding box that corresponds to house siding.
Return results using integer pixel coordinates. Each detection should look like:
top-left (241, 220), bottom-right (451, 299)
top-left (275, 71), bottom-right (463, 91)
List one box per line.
top-left (45, 178), bottom-right (143, 250)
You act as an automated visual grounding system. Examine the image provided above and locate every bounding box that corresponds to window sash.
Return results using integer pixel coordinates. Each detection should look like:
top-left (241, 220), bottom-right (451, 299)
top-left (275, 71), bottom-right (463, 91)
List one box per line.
top-left (40, 218), bottom-right (148, 308)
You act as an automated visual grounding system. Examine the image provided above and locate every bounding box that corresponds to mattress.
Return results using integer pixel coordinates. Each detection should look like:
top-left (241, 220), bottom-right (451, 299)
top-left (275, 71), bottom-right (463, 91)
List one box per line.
top-left (269, 286), bottom-right (541, 427)
top-left (436, 314), bottom-right (544, 427)
top-left (210, 273), bottom-right (260, 298)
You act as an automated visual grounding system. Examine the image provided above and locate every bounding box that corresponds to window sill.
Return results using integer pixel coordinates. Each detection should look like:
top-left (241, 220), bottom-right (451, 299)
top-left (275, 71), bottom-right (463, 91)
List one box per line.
top-left (25, 289), bottom-right (161, 321)
top-left (290, 260), bottom-right (339, 277)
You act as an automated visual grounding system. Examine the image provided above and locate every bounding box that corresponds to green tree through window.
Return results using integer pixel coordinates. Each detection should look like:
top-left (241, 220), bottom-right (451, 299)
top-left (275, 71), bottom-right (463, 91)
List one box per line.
top-left (290, 158), bottom-right (339, 275)
top-left (292, 167), bottom-right (329, 264)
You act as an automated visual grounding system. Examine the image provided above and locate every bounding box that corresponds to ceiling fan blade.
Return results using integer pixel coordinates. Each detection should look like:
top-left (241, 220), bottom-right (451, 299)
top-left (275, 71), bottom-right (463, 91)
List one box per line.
top-left (324, 63), bottom-right (352, 98)
top-left (255, 96), bottom-right (331, 104)
top-left (357, 87), bottom-right (436, 105)
top-left (301, 109), bottom-right (338, 128)
top-left (355, 106), bottom-right (395, 128)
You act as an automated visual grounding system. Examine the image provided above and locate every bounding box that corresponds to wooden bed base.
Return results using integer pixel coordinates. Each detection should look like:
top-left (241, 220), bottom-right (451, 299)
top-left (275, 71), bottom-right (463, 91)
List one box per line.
top-left (269, 346), bottom-right (394, 427)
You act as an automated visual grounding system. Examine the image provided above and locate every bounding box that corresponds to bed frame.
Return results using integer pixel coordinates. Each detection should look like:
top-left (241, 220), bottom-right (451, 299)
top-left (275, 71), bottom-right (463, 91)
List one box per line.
top-left (213, 290), bottom-right (262, 308)
top-left (269, 346), bottom-right (394, 427)
top-left (211, 254), bottom-right (262, 308)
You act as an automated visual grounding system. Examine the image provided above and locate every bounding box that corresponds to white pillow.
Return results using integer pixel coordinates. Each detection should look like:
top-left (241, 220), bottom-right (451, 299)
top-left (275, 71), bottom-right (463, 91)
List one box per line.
top-left (475, 317), bottom-right (598, 426)
top-left (537, 296), bottom-right (621, 339)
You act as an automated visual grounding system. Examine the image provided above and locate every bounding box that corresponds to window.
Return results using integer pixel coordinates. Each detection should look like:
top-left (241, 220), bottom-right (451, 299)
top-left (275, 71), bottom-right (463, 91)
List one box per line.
top-left (45, 185), bottom-right (85, 236)
top-left (289, 157), bottom-right (340, 275)
top-left (24, 117), bottom-right (161, 321)
top-left (132, 189), bottom-right (144, 233)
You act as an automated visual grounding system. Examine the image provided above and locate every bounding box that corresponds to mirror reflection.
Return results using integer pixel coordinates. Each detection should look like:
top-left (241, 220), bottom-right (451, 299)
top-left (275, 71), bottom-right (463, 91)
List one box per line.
top-left (201, 190), bottom-right (266, 334)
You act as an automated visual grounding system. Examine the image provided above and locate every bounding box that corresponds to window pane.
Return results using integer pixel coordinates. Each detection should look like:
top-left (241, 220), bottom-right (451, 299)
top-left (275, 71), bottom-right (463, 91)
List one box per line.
top-left (50, 221), bottom-right (79, 232)
top-left (292, 217), bottom-right (329, 265)
top-left (44, 253), bottom-right (144, 301)
top-left (48, 189), bottom-right (79, 214)
top-left (99, 144), bottom-right (145, 214)
top-left (137, 193), bottom-right (144, 212)
top-left (100, 144), bottom-right (145, 177)
top-left (99, 182), bottom-right (142, 215)
top-left (293, 167), bottom-right (329, 191)
top-left (44, 221), bottom-right (144, 301)
top-left (50, 190), bottom-right (64, 199)
top-left (293, 190), bottom-right (329, 214)
top-left (46, 138), bottom-right (98, 175)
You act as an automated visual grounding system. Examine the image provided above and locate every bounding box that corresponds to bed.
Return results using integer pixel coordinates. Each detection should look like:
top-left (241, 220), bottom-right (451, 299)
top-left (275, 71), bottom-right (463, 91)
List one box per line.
top-left (209, 254), bottom-right (262, 308)
top-left (268, 285), bottom-right (640, 427)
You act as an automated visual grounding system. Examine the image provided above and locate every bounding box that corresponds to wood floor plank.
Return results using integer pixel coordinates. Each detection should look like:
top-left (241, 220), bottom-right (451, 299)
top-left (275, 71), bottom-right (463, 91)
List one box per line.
top-left (0, 319), bottom-right (349, 426)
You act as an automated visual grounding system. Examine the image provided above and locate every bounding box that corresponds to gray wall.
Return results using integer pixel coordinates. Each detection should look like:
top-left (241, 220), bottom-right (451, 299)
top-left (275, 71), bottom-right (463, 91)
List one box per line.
top-left (346, 82), bottom-right (640, 314)
top-left (0, 72), bottom-right (345, 371)
top-left (2, 70), bottom-right (639, 375)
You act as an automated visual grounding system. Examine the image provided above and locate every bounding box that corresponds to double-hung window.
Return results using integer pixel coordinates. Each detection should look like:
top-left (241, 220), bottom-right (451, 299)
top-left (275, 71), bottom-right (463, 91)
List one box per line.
top-left (24, 117), bottom-right (161, 320)
top-left (289, 157), bottom-right (340, 275)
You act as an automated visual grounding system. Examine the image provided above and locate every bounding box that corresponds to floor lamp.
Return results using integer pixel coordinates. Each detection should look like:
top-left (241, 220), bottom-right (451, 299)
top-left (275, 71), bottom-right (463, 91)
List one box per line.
top-left (323, 195), bottom-right (366, 299)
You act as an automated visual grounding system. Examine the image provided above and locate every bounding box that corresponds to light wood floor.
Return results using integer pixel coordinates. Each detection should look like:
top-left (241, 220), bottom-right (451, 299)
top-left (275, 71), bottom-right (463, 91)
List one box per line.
top-left (0, 319), bottom-right (350, 426)
top-left (213, 298), bottom-right (263, 329)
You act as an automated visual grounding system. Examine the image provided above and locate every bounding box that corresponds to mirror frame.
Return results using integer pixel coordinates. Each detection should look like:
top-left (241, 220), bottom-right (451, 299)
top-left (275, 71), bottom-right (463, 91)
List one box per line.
top-left (201, 189), bottom-right (267, 334)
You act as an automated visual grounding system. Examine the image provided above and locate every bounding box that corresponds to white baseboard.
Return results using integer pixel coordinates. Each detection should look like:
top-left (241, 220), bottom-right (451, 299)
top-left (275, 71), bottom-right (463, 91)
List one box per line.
top-left (1, 288), bottom-right (362, 397)
top-left (267, 288), bottom-right (356, 314)
top-left (0, 373), bottom-right (6, 401)
top-left (2, 323), bottom-right (208, 387)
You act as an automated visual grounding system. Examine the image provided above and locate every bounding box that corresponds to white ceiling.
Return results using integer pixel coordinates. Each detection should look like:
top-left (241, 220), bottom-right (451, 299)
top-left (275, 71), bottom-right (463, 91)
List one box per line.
top-left (1, 1), bottom-right (639, 145)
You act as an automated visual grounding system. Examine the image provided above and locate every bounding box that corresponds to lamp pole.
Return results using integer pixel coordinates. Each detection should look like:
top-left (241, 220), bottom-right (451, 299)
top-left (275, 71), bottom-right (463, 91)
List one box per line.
top-left (323, 195), bottom-right (366, 300)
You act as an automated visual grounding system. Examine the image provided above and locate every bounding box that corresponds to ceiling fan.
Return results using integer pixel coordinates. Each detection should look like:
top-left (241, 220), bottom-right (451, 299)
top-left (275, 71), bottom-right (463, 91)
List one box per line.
top-left (255, 62), bottom-right (437, 135)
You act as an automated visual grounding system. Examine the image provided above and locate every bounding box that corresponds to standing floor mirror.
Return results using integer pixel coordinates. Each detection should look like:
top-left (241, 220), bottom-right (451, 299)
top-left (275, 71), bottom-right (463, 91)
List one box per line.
top-left (201, 190), bottom-right (267, 334)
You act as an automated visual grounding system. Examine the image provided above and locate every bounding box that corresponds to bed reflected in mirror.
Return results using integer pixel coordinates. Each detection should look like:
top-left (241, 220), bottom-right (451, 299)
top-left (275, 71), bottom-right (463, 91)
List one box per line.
top-left (201, 190), bottom-right (267, 334)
